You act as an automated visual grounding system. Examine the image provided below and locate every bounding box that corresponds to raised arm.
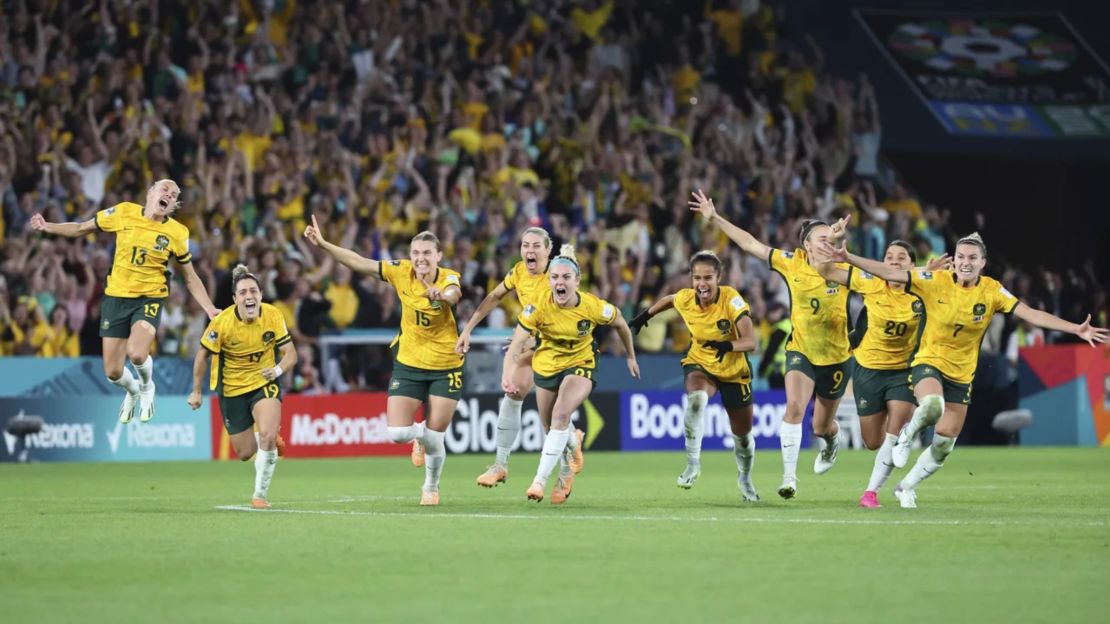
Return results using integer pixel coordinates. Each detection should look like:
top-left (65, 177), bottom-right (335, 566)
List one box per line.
top-left (1012, 306), bottom-right (1108, 348)
top-left (302, 214), bottom-right (380, 276)
top-left (629, 294), bottom-right (675, 334)
top-left (818, 242), bottom-right (908, 285)
top-left (456, 281), bottom-right (512, 354)
top-left (29, 214), bottom-right (97, 238)
top-left (688, 189), bottom-right (772, 260)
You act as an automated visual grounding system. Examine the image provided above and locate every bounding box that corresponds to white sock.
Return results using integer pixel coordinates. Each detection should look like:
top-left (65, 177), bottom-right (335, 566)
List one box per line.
top-left (253, 448), bottom-right (277, 499)
top-left (866, 433), bottom-right (898, 492)
top-left (108, 368), bottom-right (140, 396)
top-left (387, 423), bottom-right (425, 444)
top-left (901, 434), bottom-right (955, 490)
top-left (819, 426), bottom-right (839, 449)
top-left (684, 391), bottom-right (709, 465)
top-left (733, 433), bottom-right (754, 477)
top-left (534, 426), bottom-right (570, 486)
top-left (422, 430), bottom-right (446, 492)
top-left (903, 395), bottom-right (943, 442)
top-left (135, 355), bottom-right (154, 387)
top-left (779, 421), bottom-right (802, 481)
top-left (495, 396), bottom-right (523, 467)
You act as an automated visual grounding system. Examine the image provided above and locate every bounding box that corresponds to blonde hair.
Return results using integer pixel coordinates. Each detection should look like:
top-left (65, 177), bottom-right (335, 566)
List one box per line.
top-left (411, 230), bottom-right (441, 251)
top-left (956, 232), bottom-right (987, 256)
top-left (550, 244), bottom-right (580, 275)
top-left (520, 227), bottom-right (552, 249)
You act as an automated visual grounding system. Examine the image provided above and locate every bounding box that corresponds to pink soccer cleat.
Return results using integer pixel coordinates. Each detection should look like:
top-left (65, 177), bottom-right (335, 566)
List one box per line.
top-left (859, 491), bottom-right (882, 509)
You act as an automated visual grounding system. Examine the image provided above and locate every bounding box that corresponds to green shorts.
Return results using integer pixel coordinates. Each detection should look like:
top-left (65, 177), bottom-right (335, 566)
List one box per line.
top-left (219, 383), bottom-right (282, 435)
top-left (785, 351), bottom-right (850, 400)
top-left (852, 363), bottom-right (915, 416)
top-left (534, 366), bottom-right (596, 391)
top-left (389, 361), bottom-right (464, 401)
top-left (99, 295), bottom-right (165, 338)
top-left (682, 364), bottom-right (753, 410)
top-left (910, 364), bottom-right (973, 405)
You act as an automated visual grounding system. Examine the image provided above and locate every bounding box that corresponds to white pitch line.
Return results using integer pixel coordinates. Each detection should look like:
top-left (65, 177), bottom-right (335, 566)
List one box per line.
top-left (213, 505), bottom-right (1107, 527)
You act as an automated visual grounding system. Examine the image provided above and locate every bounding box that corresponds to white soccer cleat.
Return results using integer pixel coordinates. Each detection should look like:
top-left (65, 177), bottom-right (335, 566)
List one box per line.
top-left (813, 436), bottom-right (839, 475)
top-left (118, 391), bottom-right (139, 424)
top-left (777, 478), bottom-right (797, 500)
top-left (892, 426), bottom-right (913, 469)
top-left (894, 485), bottom-right (917, 509)
top-left (138, 382), bottom-right (156, 423)
top-left (676, 463), bottom-right (700, 489)
top-left (738, 475), bottom-right (760, 502)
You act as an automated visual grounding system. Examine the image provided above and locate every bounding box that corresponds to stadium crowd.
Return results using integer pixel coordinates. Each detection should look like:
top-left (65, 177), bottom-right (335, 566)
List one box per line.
top-left (0, 0), bottom-right (1106, 393)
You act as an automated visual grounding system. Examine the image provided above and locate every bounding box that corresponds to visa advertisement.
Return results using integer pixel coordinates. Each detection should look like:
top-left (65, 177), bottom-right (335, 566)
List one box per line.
top-left (619, 390), bottom-right (811, 451)
top-left (0, 397), bottom-right (212, 463)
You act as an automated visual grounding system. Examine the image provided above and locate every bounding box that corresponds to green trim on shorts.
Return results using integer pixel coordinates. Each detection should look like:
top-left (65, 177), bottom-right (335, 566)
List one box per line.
top-left (852, 362), bottom-right (915, 416)
top-left (910, 364), bottom-right (973, 405)
top-left (219, 383), bottom-right (282, 435)
top-left (389, 360), bottom-right (464, 401)
top-left (682, 364), bottom-right (753, 410)
top-left (533, 366), bottom-right (596, 391)
top-left (99, 295), bottom-right (166, 338)
top-left (785, 351), bottom-right (850, 400)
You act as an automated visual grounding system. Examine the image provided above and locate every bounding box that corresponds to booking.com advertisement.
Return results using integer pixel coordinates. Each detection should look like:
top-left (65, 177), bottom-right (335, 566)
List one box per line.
top-left (619, 390), bottom-right (812, 451)
top-left (0, 397), bottom-right (212, 463)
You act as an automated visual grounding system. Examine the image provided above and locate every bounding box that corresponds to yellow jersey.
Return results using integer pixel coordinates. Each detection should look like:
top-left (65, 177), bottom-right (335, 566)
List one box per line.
top-left (96, 202), bottom-right (192, 299)
top-left (502, 260), bottom-right (550, 308)
top-left (769, 248), bottom-right (852, 365)
top-left (849, 270), bottom-right (924, 370)
top-left (907, 269), bottom-right (1018, 383)
top-left (380, 260), bottom-right (464, 371)
top-left (674, 285), bottom-right (752, 383)
top-left (201, 303), bottom-right (292, 397)
top-left (519, 291), bottom-right (617, 376)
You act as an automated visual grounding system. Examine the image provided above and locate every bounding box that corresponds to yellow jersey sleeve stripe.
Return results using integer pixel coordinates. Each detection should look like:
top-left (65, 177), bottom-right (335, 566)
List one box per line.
top-left (1002, 298), bottom-right (1019, 314)
top-left (176, 252), bottom-right (192, 264)
top-left (735, 309), bottom-right (751, 323)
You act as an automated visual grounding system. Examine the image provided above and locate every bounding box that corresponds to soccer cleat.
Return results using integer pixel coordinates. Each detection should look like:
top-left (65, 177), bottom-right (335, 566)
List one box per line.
top-left (118, 391), bottom-right (139, 424)
top-left (778, 478), bottom-right (797, 500)
top-left (677, 463), bottom-right (701, 489)
top-left (420, 489), bottom-right (440, 506)
top-left (893, 485), bottom-right (917, 509)
top-left (859, 491), bottom-right (882, 508)
top-left (891, 426), bottom-right (913, 469)
top-left (276, 435), bottom-right (286, 458)
top-left (411, 439), bottom-right (425, 467)
top-left (138, 382), bottom-right (156, 422)
top-left (814, 436), bottom-right (839, 474)
top-left (476, 464), bottom-right (508, 488)
top-left (569, 428), bottom-right (585, 474)
top-left (738, 475), bottom-right (760, 502)
top-left (526, 481), bottom-right (545, 502)
top-left (551, 473), bottom-right (575, 505)
top-left (251, 497), bottom-right (271, 510)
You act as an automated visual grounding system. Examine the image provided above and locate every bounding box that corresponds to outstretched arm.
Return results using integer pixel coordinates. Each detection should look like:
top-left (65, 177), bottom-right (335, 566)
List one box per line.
top-left (818, 242), bottom-right (908, 285)
top-left (456, 281), bottom-right (511, 354)
top-left (688, 189), bottom-right (772, 259)
top-left (303, 214), bottom-right (380, 276)
top-left (1013, 306), bottom-right (1108, 348)
top-left (29, 214), bottom-right (97, 238)
top-left (629, 294), bottom-right (674, 334)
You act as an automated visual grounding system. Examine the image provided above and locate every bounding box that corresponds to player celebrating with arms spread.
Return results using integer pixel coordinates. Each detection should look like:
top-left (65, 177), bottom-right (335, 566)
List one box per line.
top-left (820, 233), bottom-right (1108, 508)
top-left (689, 190), bottom-right (849, 499)
top-left (188, 265), bottom-right (296, 509)
top-left (504, 245), bottom-right (640, 504)
top-left (629, 251), bottom-right (761, 501)
top-left (31, 179), bottom-right (219, 423)
top-left (304, 216), bottom-right (464, 506)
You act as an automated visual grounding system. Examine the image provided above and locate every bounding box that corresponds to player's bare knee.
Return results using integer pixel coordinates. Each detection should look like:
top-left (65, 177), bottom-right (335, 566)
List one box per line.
top-left (104, 363), bottom-right (124, 380)
top-left (235, 443), bottom-right (256, 461)
top-left (257, 430), bottom-right (278, 451)
top-left (505, 390), bottom-right (525, 402)
top-left (784, 398), bottom-right (807, 422)
top-left (126, 349), bottom-right (148, 366)
top-left (550, 410), bottom-right (572, 430)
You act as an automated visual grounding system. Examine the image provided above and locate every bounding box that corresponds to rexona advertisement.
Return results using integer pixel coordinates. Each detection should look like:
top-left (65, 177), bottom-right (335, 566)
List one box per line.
top-left (0, 397), bottom-right (211, 462)
top-left (858, 10), bottom-right (1110, 138)
top-left (619, 390), bottom-right (811, 451)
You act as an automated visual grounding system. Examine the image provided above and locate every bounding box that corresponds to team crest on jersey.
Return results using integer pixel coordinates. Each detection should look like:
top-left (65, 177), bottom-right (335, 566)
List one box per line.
top-left (973, 303), bottom-right (987, 322)
top-left (262, 331), bottom-right (275, 343)
top-left (825, 280), bottom-right (839, 295)
top-left (716, 319), bottom-right (732, 335)
top-left (153, 235), bottom-right (170, 252)
top-left (577, 320), bottom-right (592, 336)
top-left (912, 300), bottom-right (924, 316)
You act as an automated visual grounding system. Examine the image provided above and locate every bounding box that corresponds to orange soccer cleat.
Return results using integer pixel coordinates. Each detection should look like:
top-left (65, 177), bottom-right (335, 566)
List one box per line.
top-left (569, 429), bottom-right (585, 474)
top-left (551, 473), bottom-right (575, 505)
top-left (476, 465), bottom-right (508, 488)
top-left (251, 497), bottom-right (271, 510)
top-left (411, 439), bottom-right (425, 467)
top-left (526, 481), bottom-right (545, 503)
top-left (420, 489), bottom-right (440, 506)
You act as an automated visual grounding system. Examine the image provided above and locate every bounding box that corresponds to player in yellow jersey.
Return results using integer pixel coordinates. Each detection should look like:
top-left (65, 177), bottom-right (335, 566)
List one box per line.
top-left (30, 179), bottom-right (219, 424)
top-left (689, 190), bottom-right (848, 499)
top-left (188, 266), bottom-right (296, 509)
top-left (455, 228), bottom-right (586, 487)
top-left (815, 234), bottom-right (951, 508)
top-left (303, 215), bottom-right (464, 506)
top-left (629, 251), bottom-right (761, 501)
top-left (505, 245), bottom-right (640, 504)
top-left (822, 233), bottom-right (1107, 508)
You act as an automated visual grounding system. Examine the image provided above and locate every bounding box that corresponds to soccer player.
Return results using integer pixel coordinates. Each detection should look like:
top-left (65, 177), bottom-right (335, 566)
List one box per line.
top-left (813, 232), bottom-right (951, 508)
top-left (187, 265), bottom-right (296, 510)
top-left (689, 189), bottom-right (848, 499)
top-left (504, 245), bottom-right (640, 504)
top-left (303, 215), bottom-right (464, 506)
top-left (820, 233), bottom-right (1108, 508)
top-left (629, 250), bottom-right (760, 501)
top-left (455, 228), bottom-right (584, 488)
top-left (30, 179), bottom-right (219, 423)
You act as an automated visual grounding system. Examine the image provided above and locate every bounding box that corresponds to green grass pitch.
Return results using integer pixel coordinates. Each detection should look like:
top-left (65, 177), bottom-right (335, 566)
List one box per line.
top-left (2, 448), bottom-right (1107, 623)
